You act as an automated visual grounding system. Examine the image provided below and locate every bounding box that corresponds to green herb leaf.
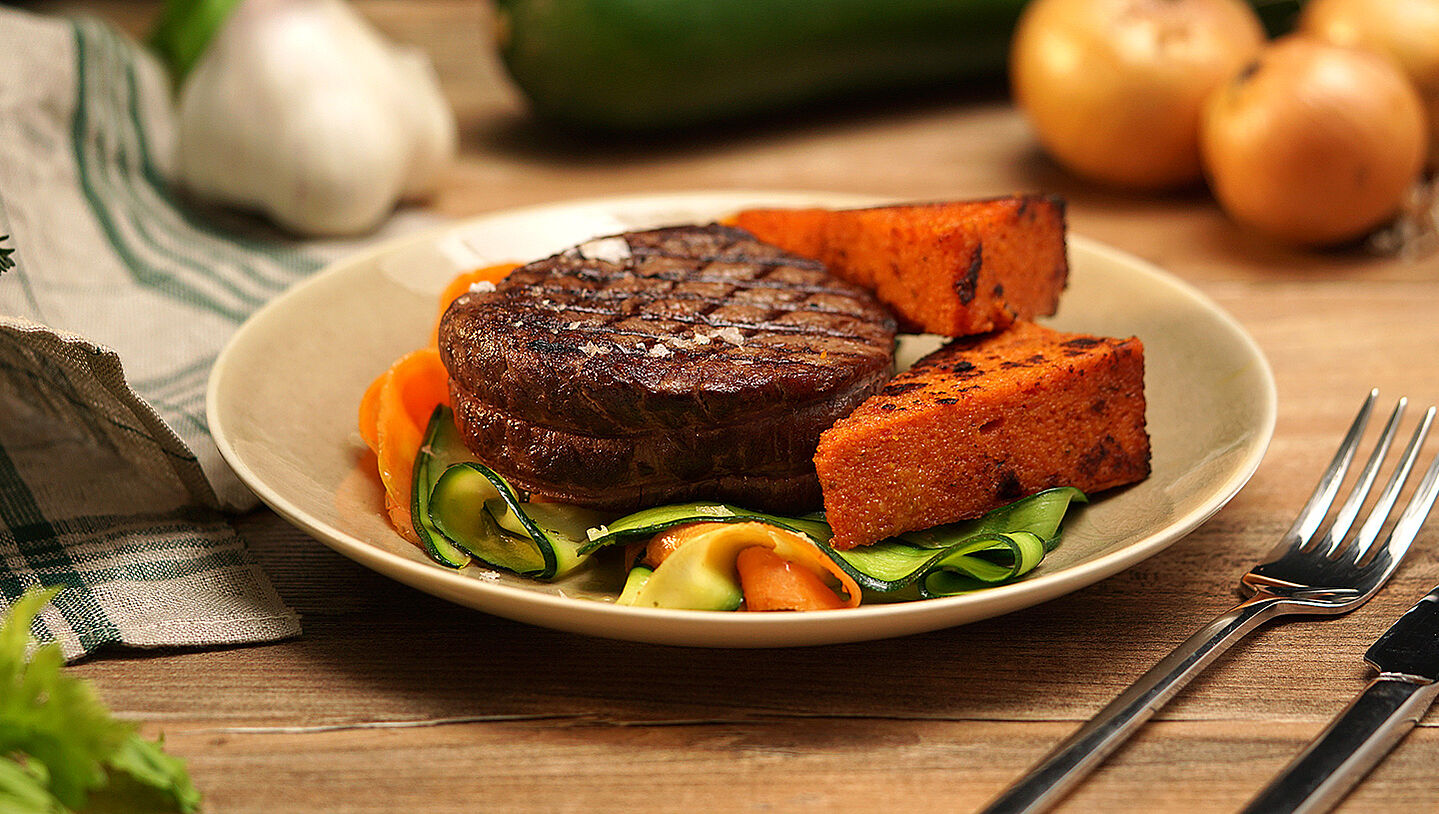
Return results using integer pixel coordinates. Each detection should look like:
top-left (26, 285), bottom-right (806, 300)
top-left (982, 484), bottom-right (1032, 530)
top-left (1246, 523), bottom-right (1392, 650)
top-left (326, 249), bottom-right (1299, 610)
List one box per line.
top-left (0, 236), bottom-right (16, 274)
top-left (0, 589), bottom-right (124, 810)
top-left (0, 589), bottom-right (199, 813)
top-left (0, 757), bottom-right (65, 814)
top-left (100, 736), bottom-right (200, 813)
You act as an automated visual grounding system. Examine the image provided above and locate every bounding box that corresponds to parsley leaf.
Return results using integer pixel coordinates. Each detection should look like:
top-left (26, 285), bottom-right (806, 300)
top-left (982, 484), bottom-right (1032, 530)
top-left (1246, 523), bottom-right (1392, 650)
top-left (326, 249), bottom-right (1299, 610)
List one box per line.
top-left (0, 589), bottom-right (199, 813)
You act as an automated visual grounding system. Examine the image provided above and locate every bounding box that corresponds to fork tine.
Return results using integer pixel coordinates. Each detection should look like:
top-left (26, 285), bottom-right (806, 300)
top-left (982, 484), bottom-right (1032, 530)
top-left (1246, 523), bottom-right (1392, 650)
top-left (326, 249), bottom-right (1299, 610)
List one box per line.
top-left (1349, 405), bottom-right (1439, 564)
top-left (1375, 432), bottom-right (1439, 562)
top-left (1272, 389), bottom-right (1378, 557)
top-left (1313, 397), bottom-right (1407, 557)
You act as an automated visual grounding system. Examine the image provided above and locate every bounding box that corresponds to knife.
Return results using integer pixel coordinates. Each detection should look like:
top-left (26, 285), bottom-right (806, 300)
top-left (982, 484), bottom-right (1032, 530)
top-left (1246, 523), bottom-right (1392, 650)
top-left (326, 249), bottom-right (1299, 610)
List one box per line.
top-left (1241, 588), bottom-right (1439, 814)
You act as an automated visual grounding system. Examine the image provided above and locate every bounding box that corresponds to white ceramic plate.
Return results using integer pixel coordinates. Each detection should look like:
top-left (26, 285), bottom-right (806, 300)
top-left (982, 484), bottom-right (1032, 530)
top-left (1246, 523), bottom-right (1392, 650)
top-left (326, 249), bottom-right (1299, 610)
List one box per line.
top-left (208, 191), bottom-right (1276, 647)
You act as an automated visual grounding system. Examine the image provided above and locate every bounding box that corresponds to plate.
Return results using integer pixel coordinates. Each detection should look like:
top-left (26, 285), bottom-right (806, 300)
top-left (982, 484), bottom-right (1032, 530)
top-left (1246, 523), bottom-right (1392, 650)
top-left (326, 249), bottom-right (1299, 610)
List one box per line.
top-left (208, 191), bottom-right (1276, 647)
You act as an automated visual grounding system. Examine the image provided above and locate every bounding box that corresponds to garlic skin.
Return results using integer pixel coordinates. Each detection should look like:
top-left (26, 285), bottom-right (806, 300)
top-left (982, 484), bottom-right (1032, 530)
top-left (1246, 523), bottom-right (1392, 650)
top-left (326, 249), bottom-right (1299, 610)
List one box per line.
top-left (176, 0), bottom-right (457, 236)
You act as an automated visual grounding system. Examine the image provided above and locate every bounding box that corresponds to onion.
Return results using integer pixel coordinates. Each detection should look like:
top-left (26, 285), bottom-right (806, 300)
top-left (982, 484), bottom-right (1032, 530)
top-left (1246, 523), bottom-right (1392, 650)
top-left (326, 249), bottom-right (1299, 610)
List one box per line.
top-left (1200, 37), bottom-right (1427, 246)
top-left (1009, 0), bottom-right (1265, 190)
top-left (1299, 0), bottom-right (1439, 168)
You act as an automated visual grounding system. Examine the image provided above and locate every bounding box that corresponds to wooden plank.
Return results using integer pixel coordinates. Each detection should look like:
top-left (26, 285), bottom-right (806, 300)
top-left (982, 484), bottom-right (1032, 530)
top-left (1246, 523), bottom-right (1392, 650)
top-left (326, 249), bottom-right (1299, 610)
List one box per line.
top-left (129, 717), bottom-right (1438, 813)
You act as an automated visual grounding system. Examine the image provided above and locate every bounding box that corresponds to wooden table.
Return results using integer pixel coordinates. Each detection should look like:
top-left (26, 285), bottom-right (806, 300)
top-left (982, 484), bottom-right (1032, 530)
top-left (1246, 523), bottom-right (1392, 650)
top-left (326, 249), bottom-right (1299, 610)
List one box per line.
top-left (49, 1), bottom-right (1439, 811)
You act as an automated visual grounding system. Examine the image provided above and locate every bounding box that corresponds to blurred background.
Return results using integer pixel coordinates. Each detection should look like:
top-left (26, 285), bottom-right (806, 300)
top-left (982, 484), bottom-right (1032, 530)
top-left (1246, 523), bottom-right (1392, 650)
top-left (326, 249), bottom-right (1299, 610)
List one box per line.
top-left (11, 0), bottom-right (1436, 273)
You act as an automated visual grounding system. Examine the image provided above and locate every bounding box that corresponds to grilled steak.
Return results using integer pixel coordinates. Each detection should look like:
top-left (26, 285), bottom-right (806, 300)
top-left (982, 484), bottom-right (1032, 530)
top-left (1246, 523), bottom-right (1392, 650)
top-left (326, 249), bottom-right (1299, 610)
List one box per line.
top-left (438, 224), bottom-right (897, 512)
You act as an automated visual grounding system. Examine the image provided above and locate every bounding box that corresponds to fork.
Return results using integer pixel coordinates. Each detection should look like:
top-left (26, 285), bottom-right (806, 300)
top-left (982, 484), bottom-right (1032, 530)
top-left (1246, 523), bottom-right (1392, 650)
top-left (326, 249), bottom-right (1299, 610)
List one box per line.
top-left (981, 390), bottom-right (1439, 814)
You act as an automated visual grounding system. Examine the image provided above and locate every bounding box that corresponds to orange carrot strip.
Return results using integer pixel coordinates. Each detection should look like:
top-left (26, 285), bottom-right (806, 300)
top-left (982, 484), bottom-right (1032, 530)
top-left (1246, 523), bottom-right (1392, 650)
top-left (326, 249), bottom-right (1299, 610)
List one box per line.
top-left (737, 546), bottom-right (847, 611)
top-left (358, 370), bottom-right (386, 454)
top-left (361, 264), bottom-right (517, 544)
top-left (374, 348), bottom-right (450, 543)
top-left (762, 529), bottom-right (862, 609)
top-left (431, 263), bottom-right (520, 346)
top-left (643, 522), bottom-right (731, 568)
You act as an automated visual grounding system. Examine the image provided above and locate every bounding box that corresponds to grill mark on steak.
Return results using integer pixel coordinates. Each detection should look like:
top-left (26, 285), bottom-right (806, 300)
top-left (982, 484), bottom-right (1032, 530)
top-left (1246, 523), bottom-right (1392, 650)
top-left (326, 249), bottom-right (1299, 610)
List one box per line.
top-left (536, 230), bottom-right (865, 293)
top-left (495, 286), bottom-right (877, 322)
top-left (439, 223), bottom-right (897, 511)
top-left (495, 302), bottom-right (885, 347)
top-left (555, 261), bottom-right (848, 292)
top-left (510, 282), bottom-right (875, 318)
top-left (626, 246), bottom-right (827, 269)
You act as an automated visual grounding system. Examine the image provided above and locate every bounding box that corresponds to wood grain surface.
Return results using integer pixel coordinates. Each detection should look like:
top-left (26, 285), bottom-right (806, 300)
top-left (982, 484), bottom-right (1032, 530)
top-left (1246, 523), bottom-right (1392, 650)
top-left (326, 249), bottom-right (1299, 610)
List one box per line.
top-left (33, 1), bottom-right (1439, 811)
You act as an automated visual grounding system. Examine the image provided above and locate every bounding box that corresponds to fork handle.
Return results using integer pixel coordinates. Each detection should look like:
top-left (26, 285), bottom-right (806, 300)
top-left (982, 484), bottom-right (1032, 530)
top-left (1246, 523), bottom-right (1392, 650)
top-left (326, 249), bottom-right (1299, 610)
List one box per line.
top-left (980, 596), bottom-right (1286, 814)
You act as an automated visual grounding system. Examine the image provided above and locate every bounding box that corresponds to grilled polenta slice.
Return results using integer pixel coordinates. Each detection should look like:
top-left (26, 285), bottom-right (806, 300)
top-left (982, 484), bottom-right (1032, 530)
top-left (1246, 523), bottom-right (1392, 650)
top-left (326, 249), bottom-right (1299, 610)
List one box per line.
top-left (815, 321), bottom-right (1149, 549)
top-left (733, 196), bottom-right (1068, 337)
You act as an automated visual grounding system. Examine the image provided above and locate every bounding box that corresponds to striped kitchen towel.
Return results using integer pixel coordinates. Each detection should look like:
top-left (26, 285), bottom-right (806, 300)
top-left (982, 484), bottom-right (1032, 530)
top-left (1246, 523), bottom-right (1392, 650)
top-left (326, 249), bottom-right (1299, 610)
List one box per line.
top-left (0, 9), bottom-right (433, 659)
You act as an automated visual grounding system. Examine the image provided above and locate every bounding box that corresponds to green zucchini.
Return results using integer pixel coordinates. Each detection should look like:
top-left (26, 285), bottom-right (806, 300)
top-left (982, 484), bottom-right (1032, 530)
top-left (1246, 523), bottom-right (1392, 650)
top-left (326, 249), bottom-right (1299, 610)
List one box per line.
top-left (616, 532), bottom-right (747, 611)
top-left (486, 494), bottom-right (607, 577)
top-left (830, 486), bottom-right (1087, 596)
top-left (411, 404), bottom-right (476, 568)
top-left (413, 407), bottom-right (1083, 600)
top-left (430, 463), bottom-right (604, 579)
top-left (417, 405), bottom-right (605, 579)
top-left (430, 465), bottom-right (550, 575)
top-left (585, 487), bottom-right (1087, 599)
top-left (493, 0), bottom-right (1026, 131)
top-left (582, 501), bottom-right (832, 553)
top-left (617, 564), bottom-right (655, 605)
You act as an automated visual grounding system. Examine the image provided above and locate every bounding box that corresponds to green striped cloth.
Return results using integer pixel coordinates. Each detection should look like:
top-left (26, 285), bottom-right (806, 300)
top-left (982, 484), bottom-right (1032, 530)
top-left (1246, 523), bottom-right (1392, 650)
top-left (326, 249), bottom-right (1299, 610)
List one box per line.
top-left (0, 9), bottom-right (415, 658)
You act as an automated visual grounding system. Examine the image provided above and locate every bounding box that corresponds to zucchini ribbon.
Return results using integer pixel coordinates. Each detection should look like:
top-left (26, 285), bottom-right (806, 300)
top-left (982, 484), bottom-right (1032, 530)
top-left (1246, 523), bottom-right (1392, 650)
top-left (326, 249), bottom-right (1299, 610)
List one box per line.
top-left (412, 406), bottom-right (602, 579)
top-left (583, 488), bottom-right (1086, 599)
top-left (413, 406), bottom-right (1087, 601)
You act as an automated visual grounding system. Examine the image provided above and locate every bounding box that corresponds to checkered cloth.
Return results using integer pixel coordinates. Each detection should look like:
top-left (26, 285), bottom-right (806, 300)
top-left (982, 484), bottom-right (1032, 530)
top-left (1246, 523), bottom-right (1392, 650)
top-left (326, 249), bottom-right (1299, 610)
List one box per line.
top-left (0, 10), bottom-right (431, 659)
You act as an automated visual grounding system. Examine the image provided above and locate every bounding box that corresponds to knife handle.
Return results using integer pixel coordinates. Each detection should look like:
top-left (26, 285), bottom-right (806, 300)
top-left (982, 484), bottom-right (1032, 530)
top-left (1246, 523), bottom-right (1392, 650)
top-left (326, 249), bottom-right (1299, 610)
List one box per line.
top-left (1241, 676), bottom-right (1439, 814)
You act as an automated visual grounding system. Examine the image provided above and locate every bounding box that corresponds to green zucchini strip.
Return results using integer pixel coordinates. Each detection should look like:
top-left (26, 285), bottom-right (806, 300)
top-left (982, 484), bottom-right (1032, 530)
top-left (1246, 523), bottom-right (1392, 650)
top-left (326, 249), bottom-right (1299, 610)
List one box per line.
top-left (430, 462), bottom-right (604, 580)
top-left (429, 466), bottom-right (548, 575)
top-left (583, 487), bottom-right (1087, 598)
top-left (617, 565), bottom-right (654, 606)
top-left (835, 530), bottom-right (1048, 598)
top-left (416, 406), bottom-right (603, 579)
top-left (615, 531), bottom-right (746, 611)
top-left (581, 502), bottom-right (832, 553)
top-left (919, 531), bottom-right (1046, 597)
top-left (410, 404), bottom-right (475, 568)
top-left (822, 487), bottom-right (1086, 596)
top-left (488, 495), bottom-right (607, 578)
top-left (898, 486), bottom-right (1085, 550)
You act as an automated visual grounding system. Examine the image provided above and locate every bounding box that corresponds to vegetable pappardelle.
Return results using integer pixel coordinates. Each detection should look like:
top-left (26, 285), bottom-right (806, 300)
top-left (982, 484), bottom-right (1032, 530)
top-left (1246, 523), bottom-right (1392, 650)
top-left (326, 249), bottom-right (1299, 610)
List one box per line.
top-left (356, 265), bottom-right (1089, 611)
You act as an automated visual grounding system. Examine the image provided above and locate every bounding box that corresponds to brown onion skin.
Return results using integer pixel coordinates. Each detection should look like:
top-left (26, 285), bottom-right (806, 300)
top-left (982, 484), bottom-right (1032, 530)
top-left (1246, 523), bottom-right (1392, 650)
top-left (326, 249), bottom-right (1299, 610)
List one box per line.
top-left (1010, 0), bottom-right (1266, 190)
top-left (1200, 37), bottom-right (1426, 246)
top-left (1299, 0), bottom-right (1439, 168)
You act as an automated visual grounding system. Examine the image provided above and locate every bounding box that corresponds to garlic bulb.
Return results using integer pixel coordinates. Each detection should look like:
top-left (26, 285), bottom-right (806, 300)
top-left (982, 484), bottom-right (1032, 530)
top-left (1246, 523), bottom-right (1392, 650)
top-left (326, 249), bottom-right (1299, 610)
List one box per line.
top-left (175, 0), bottom-right (457, 236)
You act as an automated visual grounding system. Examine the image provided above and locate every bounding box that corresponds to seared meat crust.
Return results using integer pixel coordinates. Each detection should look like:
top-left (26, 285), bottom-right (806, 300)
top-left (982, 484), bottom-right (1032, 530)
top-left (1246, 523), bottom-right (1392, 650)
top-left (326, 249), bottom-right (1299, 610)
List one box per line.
top-left (438, 224), bottom-right (896, 512)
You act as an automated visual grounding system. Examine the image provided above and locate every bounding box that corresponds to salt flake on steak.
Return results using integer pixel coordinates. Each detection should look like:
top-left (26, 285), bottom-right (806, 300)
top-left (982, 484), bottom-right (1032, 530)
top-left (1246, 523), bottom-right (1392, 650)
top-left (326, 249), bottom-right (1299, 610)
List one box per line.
top-left (577, 236), bottom-right (632, 265)
top-left (715, 327), bottom-right (746, 346)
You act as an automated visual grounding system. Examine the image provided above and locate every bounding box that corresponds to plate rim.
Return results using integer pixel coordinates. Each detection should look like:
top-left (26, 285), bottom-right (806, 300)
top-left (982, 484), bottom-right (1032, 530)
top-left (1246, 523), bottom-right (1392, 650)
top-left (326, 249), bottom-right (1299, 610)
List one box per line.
top-left (207, 190), bottom-right (1277, 647)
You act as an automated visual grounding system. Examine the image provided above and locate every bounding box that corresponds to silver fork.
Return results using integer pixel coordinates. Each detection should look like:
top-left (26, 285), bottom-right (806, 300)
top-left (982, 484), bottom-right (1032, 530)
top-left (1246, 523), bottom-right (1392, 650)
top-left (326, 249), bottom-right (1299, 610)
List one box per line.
top-left (981, 390), bottom-right (1439, 814)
